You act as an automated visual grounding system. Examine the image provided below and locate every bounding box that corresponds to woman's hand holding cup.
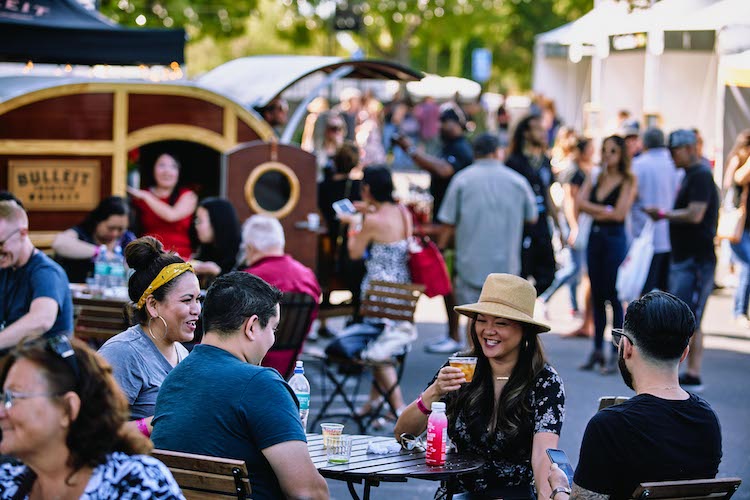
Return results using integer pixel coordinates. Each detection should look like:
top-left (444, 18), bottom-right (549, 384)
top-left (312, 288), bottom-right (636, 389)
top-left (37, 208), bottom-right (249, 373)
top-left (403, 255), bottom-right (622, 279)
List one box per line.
top-left (433, 366), bottom-right (466, 396)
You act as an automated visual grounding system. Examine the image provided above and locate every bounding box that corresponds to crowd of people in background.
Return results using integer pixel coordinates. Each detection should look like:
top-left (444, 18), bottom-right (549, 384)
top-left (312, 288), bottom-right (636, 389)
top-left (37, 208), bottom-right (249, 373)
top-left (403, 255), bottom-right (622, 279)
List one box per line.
top-left (0, 84), bottom-right (744, 498)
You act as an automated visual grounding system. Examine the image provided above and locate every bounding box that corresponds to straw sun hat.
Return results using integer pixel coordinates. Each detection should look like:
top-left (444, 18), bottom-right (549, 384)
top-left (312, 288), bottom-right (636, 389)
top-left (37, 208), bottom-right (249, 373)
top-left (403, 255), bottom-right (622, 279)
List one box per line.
top-left (454, 273), bottom-right (550, 334)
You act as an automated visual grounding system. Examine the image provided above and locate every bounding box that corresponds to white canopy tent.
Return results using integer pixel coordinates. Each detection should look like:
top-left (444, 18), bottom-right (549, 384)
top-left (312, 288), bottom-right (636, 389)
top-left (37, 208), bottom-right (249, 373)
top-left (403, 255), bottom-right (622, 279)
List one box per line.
top-left (533, 0), bottom-right (750, 169)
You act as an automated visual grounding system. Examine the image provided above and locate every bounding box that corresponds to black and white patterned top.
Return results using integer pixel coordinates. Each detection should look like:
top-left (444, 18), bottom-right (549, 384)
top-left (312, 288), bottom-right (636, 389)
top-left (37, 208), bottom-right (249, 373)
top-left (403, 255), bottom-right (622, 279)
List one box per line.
top-left (0, 452), bottom-right (184, 499)
top-left (435, 363), bottom-right (565, 498)
top-left (361, 239), bottom-right (411, 294)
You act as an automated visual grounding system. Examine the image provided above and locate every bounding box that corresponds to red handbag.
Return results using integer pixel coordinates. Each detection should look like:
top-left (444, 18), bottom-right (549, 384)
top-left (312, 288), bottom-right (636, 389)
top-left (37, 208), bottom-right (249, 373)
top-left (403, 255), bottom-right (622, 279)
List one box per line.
top-left (400, 205), bottom-right (452, 298)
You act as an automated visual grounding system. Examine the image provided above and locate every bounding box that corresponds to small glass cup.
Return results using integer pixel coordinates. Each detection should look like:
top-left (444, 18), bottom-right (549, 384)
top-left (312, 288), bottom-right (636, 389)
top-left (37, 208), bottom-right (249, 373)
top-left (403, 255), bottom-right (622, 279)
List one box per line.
top-left (320, 423), bottom-right (344, 448)
top-left (326, 435), bottom-right (353, 464)
top-left (448, 356), bottom-right (478, 383)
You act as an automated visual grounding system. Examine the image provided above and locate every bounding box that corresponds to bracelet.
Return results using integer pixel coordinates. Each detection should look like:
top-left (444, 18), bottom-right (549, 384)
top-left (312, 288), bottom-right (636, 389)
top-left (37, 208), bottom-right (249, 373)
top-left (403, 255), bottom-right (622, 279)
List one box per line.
top-left (136, 418), bottom-right (151, 438)
top-left (657, 209), bottom-right (666, 220)
top-left (416, 394), bottom-right (432, 415)
top-left (550, 486), bottom-right (571, 500)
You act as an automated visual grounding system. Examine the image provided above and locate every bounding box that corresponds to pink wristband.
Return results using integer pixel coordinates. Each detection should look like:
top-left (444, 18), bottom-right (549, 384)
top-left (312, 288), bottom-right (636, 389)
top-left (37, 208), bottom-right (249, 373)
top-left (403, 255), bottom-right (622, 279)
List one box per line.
top-left (416, 394), bottom-right (432, 415)
top-left (136, 418), bottom-right (151, 438)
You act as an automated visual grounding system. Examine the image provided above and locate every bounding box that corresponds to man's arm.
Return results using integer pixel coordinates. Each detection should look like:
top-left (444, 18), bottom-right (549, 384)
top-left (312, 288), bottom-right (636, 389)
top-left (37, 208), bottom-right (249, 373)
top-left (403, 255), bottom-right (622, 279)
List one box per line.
top-left (263, 440), bottom-right (329, 500)
top-left (645, 201), bottom-right (708, 224)
top-left (0, 297), bottom-right (58, 349)
top-left (571, 483), bottom-right (609, 499)
top-left (392, 135), bottom-right (455, 178)
top-left (548, 466), bottom-right (609, 500)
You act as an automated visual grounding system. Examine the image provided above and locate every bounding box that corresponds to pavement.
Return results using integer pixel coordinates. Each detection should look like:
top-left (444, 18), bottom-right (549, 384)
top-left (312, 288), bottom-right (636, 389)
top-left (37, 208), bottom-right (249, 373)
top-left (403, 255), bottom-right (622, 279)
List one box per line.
top-left (302, 281), bottom-right (750, 499)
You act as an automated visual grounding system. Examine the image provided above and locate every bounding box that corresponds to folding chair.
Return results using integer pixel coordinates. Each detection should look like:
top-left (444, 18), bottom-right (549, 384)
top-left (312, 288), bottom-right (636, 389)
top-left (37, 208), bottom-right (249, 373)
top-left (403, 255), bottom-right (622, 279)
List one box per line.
top-left (310, 281), bottom-right (423, 433)
top-left (630, 477), bottom-right (741, 499)
top-left (262, 292), bottom-right (317, 379)
top-left (72, 295), bottom-right (129, 345)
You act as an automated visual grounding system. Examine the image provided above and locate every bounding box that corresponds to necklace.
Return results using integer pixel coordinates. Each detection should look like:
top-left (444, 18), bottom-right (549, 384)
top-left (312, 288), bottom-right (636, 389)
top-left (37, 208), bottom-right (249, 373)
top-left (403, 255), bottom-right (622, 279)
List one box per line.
top-left (495, 376), bottom-right (509, 381)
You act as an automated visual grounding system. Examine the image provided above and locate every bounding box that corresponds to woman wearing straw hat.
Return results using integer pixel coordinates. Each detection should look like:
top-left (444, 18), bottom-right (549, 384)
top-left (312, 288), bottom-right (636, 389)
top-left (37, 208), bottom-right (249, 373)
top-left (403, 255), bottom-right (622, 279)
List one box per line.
top-left (395, 274), bottom-right (565, 499)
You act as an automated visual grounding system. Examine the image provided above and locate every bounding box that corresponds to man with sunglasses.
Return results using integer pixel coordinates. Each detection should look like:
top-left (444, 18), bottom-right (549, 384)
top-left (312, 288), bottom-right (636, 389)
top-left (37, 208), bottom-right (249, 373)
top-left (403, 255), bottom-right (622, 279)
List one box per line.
top-left (256, 98), bottom-right (289, 135)
top-left (547, 291), bottom-right (722, 499)
top-left (0, 201), bottom-right (73, 352)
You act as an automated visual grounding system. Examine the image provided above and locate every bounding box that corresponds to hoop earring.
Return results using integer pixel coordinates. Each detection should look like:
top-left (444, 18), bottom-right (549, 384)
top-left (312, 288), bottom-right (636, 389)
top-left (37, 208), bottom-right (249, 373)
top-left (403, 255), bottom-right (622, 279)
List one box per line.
top-left (147, 315), bottom-right (168, 341)
top-left (524, 338), bottom-right (530, 351)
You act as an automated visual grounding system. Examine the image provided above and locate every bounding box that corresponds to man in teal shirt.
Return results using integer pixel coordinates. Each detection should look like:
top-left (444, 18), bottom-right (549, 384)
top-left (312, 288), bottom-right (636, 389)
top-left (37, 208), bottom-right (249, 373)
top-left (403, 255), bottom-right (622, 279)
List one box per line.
top-left (152, 272), bottom-right (328, 500)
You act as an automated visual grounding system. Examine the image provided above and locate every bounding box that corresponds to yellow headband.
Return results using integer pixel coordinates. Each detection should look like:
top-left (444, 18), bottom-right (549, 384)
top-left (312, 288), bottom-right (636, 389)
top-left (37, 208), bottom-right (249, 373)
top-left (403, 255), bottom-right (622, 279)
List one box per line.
top-left (136, 262), bottom-right (195, 310)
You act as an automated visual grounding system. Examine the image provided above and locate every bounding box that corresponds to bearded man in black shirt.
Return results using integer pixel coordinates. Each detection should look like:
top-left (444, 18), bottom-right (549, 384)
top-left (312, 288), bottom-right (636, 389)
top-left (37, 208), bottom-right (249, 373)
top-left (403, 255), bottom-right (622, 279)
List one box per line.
top-left (547, 291), bottom-right (722, 500)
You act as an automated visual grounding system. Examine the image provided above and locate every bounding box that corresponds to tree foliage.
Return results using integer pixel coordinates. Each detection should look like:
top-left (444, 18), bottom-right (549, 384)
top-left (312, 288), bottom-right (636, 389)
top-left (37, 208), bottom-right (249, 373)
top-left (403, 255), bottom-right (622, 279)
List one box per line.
top-left (100, 0), bottom-right (595, 90)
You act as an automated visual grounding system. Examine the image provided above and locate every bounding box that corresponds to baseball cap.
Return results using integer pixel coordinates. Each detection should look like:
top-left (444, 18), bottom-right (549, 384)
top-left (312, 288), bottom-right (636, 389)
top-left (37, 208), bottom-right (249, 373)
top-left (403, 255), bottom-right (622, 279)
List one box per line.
top-left (668, 129), bottom-right (697, 149)
top-left (439, 108), bottom-right (467, 128)
top-left (618, 120), bottom-right (640, 139)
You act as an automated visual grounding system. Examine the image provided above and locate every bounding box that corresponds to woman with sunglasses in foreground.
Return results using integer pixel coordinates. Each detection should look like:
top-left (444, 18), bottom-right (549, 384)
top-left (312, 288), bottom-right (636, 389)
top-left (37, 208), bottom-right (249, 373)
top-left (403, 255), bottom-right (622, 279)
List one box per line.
top-left (394, 274), bottom-right (565, 499)
top-left (0, 336), bottom-right (184, 498)
top-left (98, 237), bottom-right (201, 437)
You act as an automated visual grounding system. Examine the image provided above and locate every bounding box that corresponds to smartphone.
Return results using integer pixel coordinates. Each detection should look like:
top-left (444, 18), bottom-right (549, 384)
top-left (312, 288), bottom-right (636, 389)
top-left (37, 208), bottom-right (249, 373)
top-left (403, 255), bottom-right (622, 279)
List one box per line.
top-left (546, 448), bottom-right (575, 486)
top-left (332, 199), bottom-right (357, 216)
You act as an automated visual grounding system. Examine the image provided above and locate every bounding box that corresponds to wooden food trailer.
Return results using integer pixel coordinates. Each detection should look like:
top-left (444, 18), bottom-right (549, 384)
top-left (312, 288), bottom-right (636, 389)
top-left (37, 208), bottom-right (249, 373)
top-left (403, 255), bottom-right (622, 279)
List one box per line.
top-left (0, 57), bottom-right (422, 273)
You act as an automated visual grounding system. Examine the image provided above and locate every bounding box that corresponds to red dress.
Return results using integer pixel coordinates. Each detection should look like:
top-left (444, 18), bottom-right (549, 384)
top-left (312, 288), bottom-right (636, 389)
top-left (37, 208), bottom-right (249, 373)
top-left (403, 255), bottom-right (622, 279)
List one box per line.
top-left (133, 187), bottom-right (194, 259)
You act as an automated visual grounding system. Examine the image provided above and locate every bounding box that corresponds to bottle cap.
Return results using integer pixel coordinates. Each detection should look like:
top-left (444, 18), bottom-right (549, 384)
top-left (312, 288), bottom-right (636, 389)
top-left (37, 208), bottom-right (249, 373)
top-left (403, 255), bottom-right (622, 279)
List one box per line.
top-left (431, 402), bottom-right (446, 412)
top-left (294, 360), bottom-right (304, 373)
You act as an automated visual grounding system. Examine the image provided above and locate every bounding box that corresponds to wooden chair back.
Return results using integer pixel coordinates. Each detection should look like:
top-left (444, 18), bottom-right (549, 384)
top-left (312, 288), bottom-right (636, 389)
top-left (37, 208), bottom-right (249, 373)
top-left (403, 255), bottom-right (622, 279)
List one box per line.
top-left (152, 449), bottom-right (251, 500)
top-left (631, 477), bottom-right (741, 499)
top-left (598, 396), bottom-right (630, 411)
top-left (269, 292), bottom-right (317, 378)
top-left (359, 281), bottom-right (424, 323)
top-left (72, 295), bottom-right (129, 343)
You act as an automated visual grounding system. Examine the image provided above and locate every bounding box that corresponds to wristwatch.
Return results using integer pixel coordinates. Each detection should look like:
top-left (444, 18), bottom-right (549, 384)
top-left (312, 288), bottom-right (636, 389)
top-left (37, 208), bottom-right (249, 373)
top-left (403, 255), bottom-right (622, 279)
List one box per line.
top-left (550, 486), bottom-right (571, 499)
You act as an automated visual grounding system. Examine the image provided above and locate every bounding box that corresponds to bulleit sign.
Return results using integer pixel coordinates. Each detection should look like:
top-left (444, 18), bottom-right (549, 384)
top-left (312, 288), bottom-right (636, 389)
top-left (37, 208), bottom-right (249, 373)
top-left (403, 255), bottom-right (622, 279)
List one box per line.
top-left (8, 159), bottom-right (100, 211)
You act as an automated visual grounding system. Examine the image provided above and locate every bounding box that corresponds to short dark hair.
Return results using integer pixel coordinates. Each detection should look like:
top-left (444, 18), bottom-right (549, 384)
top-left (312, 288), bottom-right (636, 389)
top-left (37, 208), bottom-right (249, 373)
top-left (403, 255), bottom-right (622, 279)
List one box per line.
top-left (0, 191), bottom-right (23, 208)
top-left (362, 165), bottom-right (395, 203)
top-left (623, 291), bottom-right (696, 362)
top-left (642, 127), bottom-right (665, 150)
top-left (333, 141), bottom-right (360, 174)
top-left (473, 133), bottom-right (500, 158)
top-left (202, 271), bottom-right (283, 337)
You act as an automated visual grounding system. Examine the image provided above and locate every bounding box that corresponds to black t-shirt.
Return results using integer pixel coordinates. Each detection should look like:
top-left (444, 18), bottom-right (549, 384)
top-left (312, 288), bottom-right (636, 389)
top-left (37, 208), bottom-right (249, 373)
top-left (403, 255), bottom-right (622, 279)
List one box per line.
top-left (574, 393), bottom-right (722, 500)
top-left (506, 152), bottom-right (554, 217)
top-left (670, 164), bottom-right (719, 263)
top-left (431, 136), bottom-right (473, 218)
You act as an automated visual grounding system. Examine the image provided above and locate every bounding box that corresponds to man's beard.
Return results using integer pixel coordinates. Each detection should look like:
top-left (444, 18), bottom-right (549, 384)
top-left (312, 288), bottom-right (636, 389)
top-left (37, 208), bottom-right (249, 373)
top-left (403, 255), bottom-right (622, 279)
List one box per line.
top-left (618, 347), bottom-right (634, 391)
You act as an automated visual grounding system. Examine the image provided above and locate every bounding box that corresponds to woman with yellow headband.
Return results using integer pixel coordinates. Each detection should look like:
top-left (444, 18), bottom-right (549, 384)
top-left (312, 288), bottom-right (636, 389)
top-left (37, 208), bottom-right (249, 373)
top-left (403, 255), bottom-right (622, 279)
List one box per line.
top-left (98, 236), bottom-right (201, 437)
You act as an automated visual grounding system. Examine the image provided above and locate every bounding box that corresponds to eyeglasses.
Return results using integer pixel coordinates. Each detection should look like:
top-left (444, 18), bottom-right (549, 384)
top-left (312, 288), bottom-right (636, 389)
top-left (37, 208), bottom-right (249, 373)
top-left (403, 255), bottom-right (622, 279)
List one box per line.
top-left (1, 390), bottom-right (63, 410)
top-left (611, 328), bottom-right (634, 348)
top-left (0, 227), bottom-right (21, 248)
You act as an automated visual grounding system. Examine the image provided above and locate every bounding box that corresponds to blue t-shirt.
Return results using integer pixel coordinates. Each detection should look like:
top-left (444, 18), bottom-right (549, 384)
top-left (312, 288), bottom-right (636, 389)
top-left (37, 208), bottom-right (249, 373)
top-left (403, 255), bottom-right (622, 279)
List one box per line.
top-left (151, 344), bottom-right (306, 500)
top-left (0, 251), bottom-right (73, 339)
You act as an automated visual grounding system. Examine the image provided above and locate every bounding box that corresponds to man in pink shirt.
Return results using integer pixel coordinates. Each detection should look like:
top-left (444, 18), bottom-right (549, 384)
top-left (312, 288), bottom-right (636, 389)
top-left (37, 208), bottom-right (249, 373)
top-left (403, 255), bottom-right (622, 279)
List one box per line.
top-left (240, 215), bottom-right (321, 374)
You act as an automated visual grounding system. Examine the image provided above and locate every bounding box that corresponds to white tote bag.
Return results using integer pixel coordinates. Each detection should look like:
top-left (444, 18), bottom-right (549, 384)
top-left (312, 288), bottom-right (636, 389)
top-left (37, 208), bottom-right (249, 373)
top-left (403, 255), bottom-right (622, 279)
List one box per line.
top-left (616, 219), bottom-right (655, 302)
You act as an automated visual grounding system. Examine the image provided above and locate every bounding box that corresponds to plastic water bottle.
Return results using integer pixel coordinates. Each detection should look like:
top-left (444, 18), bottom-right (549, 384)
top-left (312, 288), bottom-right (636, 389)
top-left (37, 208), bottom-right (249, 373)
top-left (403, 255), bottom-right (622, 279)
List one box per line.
top-left (93, 245), bottom-right (109, 291)
top-left (426, 401), bottom-right (447, 466)
top-left (288, 361), bottom-right (310, 430)
top-left (108, 246), bottom-right (126, 288)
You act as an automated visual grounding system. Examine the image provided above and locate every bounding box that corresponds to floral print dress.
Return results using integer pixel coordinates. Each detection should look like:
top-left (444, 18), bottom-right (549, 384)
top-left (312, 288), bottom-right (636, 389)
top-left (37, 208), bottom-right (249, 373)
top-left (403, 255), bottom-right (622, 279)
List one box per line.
top-left (433, 363), bottom-right (565, 499)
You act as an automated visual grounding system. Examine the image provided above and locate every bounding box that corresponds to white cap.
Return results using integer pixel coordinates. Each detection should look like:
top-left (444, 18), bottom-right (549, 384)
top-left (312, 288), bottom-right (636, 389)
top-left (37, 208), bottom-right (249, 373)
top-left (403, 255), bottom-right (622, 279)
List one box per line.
top-left (431, 402), bottom-right (446, 411)
top-left (296, 360), bottom-right (304, 368)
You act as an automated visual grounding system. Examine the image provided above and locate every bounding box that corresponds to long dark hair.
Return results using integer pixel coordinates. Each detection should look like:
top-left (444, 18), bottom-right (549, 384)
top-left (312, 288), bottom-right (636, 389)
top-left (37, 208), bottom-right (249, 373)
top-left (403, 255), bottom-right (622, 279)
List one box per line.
top-left (446, 319), bottom-right (547, 440)
top-left (362, 165), bottom-right (395, 203)
top-left (192, 197), bottom-right (242, 275)
top-left (151, 152), bottom-right (182, 206)
top-left (601, 135), bottom-right (634, 183)
top-left (79, 196), bottom-right (129, 236)
top-left (508, 114), bottom-right (540, 156)
top-left (0, 338), bottom-right (150, 479)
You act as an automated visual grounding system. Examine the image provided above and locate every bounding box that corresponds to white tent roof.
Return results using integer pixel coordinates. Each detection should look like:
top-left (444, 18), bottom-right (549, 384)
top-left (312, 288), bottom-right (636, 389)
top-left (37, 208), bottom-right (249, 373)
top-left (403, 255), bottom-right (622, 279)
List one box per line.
top-left (678, 0), bottom-right (750, 31)
top-left (535, 1), bottom-right (629, 46)
top-left (611, 0), bottom-right (716, 34)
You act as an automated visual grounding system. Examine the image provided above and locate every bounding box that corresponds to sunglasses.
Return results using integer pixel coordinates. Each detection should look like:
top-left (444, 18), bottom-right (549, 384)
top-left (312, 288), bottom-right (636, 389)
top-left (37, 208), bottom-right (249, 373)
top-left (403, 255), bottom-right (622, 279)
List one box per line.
top-left (327, 125), bottom-right (343, 131)
top-left (611, 328), bottom-right (634, 348)
top-left (399, 433), bottom-right (457, 453)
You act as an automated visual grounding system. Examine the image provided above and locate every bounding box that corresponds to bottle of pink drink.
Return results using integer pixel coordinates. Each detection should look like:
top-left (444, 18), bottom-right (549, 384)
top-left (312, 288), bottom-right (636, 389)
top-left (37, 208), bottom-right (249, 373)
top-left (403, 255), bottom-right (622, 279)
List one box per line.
top-left (425, 402), bottom-right (447, 466)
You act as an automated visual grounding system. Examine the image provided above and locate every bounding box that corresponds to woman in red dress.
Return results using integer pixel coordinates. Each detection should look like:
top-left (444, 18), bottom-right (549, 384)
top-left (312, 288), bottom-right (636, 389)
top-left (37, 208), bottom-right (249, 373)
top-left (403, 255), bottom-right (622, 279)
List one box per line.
top-left (127, 153), bottom-right (197, 259)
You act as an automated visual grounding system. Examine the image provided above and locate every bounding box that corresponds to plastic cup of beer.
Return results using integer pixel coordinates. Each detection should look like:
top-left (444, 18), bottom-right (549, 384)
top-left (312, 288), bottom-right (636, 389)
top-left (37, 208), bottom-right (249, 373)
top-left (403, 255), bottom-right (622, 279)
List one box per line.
top-left (320, 423), bottom-right (344, 448)
top-left (448, 356), bottom-right (477, 383)
top-left (326, 435), bottom-right (353, 464)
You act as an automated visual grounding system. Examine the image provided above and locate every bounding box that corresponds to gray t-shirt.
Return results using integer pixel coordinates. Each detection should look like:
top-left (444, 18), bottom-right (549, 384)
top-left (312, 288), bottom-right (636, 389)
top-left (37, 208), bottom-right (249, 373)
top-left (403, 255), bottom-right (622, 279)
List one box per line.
top-left (438, 158), bottom-right (537, 288)
top-left (98, 325), bottom-right (188, 420)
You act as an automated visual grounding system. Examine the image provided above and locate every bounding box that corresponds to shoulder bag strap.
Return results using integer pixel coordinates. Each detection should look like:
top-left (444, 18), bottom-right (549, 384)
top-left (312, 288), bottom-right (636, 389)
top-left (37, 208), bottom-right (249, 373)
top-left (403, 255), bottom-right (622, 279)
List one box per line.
top-left (398, 203), bottom-right (413, 240)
